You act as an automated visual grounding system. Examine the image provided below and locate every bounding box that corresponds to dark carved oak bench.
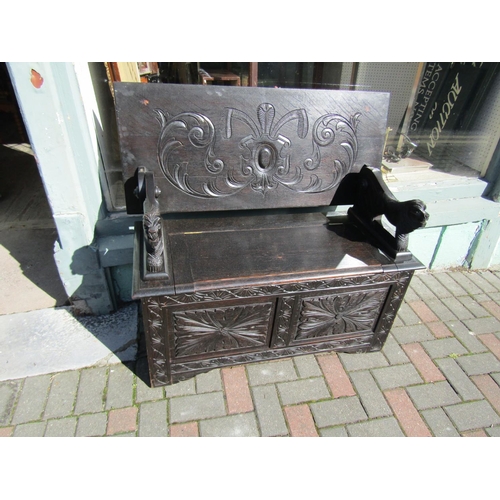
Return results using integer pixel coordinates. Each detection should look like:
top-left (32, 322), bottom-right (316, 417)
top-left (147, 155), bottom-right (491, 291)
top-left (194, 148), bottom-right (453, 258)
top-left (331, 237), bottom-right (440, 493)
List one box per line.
top-left (114, 83), bottom-right (428, 387)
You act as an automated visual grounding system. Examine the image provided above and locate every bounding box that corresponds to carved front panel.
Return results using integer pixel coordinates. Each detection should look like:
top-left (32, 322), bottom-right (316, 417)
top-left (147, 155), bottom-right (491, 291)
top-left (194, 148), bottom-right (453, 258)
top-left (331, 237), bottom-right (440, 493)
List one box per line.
top-left (170, 301), bottom-right (274, 359)
top-left (291, 287), bottom-right (389, 344)
top-left (142, 272), bottom-right (412, 386)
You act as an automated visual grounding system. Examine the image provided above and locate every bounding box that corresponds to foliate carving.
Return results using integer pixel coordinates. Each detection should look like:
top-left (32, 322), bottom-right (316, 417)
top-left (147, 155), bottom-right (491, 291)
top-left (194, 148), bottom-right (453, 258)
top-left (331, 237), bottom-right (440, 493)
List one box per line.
top-left (155, 104), bottom-right (360, 198)
top-left (370, 271), bottom-right (413, 350)
top-left (144, 297), bottom-right (168, 385)
top-left (274, 297), bottom-right (296, 347)
top-left (161, 272), bottom-right (407, 305)
top-left (296, 289), bottom-right (387, 341)
top-left (142, 271), bottom-right (413, 385)
top-left (170, 335), bottom-right (374, 376)
top-left (172, 303), bottom-right (272, 357)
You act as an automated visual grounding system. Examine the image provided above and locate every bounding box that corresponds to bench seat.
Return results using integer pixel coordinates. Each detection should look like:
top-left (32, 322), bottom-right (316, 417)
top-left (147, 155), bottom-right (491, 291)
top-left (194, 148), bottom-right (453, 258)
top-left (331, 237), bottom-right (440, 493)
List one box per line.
top-left (114, 82), bottom-right (428, 386)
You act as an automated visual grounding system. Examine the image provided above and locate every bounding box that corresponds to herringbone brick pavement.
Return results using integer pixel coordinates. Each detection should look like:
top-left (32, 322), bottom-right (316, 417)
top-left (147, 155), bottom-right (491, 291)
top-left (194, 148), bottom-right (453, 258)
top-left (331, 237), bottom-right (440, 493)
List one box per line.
top-left (2, 269), bottom-right (500, 437)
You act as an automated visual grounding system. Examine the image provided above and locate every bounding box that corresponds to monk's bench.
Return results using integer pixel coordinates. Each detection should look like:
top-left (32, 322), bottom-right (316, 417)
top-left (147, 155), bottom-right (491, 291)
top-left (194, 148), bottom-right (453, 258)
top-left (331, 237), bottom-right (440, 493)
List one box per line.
top-left (114, 82), bottom-right (428, 387)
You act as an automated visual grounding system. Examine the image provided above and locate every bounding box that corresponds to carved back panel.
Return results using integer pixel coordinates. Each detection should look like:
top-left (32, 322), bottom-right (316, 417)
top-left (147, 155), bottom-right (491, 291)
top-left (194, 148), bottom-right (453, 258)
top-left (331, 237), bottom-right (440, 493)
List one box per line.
top-left (114, 83), bottom-right (390, 213)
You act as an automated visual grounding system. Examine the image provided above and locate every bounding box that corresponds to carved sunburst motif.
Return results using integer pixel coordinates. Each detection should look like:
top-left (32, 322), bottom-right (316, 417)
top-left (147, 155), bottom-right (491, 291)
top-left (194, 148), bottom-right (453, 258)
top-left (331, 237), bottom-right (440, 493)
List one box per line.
top-left (296, 289), bottom-right (387, 340)
top-left (173, 303), bottom-right (272, 357)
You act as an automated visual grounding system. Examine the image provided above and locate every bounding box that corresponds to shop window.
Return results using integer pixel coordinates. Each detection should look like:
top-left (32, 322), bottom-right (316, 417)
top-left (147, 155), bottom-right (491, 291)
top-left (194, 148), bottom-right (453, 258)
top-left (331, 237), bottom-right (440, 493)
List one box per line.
top-left (94, 62), bottom-right (500, 212)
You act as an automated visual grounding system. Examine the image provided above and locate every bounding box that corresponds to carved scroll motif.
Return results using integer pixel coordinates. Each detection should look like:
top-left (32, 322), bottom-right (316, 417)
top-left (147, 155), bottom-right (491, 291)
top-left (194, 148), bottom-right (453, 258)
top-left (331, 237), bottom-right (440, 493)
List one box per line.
top-left (155, 104), bottom-right (360, 198)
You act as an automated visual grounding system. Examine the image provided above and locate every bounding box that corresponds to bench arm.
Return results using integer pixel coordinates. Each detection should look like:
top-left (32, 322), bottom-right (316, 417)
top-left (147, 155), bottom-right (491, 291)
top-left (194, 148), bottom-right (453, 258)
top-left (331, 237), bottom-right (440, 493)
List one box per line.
top-left (136, 167), bottom-right (167, 276)
top-left (331, 166), bottom-right (429, 260)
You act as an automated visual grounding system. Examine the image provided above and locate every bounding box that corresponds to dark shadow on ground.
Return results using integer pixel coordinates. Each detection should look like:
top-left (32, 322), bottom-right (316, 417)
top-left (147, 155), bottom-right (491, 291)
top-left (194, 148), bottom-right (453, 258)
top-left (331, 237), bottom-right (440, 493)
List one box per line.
top-left (0, 145), bottom-right (68, 313)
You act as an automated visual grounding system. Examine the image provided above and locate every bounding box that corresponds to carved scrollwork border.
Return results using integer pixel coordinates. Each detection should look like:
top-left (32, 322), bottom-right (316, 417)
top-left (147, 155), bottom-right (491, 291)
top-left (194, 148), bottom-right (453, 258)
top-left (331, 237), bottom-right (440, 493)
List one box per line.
top-left (274, 296), bottom-right (296, 347)
top-left (161, 272), bottom-right (410, 306)
top-left (170, 334), bottom-right (374, 376)
top-left (143, 296), bottom-right (169, 386)
top-left (370, 270), bottom-right (413, 351)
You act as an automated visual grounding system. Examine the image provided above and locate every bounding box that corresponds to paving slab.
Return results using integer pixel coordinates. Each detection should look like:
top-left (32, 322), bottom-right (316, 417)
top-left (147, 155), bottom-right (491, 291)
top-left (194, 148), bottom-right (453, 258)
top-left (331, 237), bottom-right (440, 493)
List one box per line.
top-left (195, 369), bottom-right (223, 394)
top-left (444, 400), bottom-right (500, 431)
top-left (446, 321), bottom-right (489, 354)
top-left (421, 338), bottom-right (468, 359)
top-left (13, 421), bottom-right (46, 437)
top-left (138, 400), bottom-right (168, 437)
top-left (44, 417), bottom-right (77, 437)
top-left (418, 273), bottom-right (454, 299)
top-left (11, 374), bottom-right (51, 424)
top-left (391, 324), bottom-right (435, 344)
top-left (293, 355), bottom-right (322, 378)
top-left (463, 317), bottom-right (500, 336)
top-left (421, 408), bottom-right (460, 437)
top-left (347, 417), bottom-right (404, 437)
top-left (76, 412), bottom-right (108, 437)
top-left (252, 384), bottom-right (288, 437)
top-left (246, 359), bottom-right (298, 386)
top-left (406, 381), bottom-right (461, 410)
top-left (0, 379), bottom-right (21, 426)
top-left (169, 392), bottom-right (226, 423)
top-left (319, 426), bottom-right (348, 437)
top-left (0, 303), bottom-right (138, 381)
top-left (105, 363), bottom-right (134, 410)
top-left (455, 353), bottom-right (500, 376)
top-left (371, 363), bottom-right (423, 391)
top-left (199, 412), bottom-right (260, 437)
top-left (74, 366), bottom-right (108, 415)
top-left (310, 396), bottom-right (367, 428)
top-left (44, 370), bottom-right (79, 419)
top-left (338, 351), bottom-right (389, 371)
top-left (349, 370), bottom-right (392, 418)
top-left (277, 377), bottom-right (330, 405)
top-left (381, 334), bottom-right (410, 365)
top-left (434, 358), bottom-right (484, 401)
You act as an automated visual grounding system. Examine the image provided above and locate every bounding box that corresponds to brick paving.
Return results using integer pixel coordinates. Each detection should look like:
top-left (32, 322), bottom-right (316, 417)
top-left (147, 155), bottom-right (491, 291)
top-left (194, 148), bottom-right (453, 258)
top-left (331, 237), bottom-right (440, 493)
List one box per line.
top-left (1, 269), bottom-right (500, 437)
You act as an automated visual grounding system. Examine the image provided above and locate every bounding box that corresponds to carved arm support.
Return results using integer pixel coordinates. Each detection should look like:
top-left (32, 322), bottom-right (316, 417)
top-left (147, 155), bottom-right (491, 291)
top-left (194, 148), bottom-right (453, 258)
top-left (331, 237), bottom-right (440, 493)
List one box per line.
top-left (331, 166), bottom-right (429, 261)
top-left (135, 167), bottom-right (168, 277)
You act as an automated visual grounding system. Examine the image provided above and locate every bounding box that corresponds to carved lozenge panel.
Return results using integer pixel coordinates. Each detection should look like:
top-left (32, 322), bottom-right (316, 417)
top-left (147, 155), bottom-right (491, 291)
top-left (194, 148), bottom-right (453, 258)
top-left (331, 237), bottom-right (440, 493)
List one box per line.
top-left (295, 288), bottom-right (388, 342)
top-left (172, 302), bottom-right (274, 358)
